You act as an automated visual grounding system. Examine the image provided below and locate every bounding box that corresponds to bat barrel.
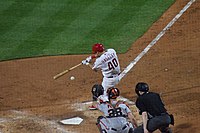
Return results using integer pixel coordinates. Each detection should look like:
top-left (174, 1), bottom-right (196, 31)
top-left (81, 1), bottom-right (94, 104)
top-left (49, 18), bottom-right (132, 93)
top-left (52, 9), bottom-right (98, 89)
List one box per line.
top-left (53, 63), bottom-right (82, 80)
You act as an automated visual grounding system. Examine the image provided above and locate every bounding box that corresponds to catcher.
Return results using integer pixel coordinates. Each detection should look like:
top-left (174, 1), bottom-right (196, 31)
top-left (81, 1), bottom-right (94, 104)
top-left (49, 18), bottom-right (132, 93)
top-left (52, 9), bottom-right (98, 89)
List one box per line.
top-left (91, 84), bottom-right (138, 133)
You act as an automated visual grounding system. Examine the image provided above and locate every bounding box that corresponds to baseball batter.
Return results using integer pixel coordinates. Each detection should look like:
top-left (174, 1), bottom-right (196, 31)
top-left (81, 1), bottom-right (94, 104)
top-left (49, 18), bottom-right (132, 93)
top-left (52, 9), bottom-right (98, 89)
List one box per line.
top-left (91, 84), bottom-right (137, 133)
top-left (82, 43), bottom-right (121, 98)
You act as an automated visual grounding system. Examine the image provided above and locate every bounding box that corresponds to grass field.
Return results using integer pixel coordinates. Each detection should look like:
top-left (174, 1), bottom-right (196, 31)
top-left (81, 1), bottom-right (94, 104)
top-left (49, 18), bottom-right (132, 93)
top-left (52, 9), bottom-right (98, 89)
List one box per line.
top-left (0, 0), bottom-right (175, 61)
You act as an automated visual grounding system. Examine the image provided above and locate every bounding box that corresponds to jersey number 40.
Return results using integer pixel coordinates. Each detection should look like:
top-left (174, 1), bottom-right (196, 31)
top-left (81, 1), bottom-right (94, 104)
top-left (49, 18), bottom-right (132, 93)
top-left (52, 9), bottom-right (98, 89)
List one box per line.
top-left (108, 58), bottom-right (118, 70)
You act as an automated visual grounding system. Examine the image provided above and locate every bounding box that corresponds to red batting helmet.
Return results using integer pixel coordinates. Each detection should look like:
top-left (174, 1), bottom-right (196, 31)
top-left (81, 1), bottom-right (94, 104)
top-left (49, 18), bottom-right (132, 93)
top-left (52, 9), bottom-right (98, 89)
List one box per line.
top-left (92, 43), bottom-right (104, 54)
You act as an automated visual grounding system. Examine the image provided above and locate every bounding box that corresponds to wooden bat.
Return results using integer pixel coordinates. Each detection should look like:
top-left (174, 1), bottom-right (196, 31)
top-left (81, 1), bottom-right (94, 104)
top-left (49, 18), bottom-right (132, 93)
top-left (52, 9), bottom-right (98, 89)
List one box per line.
top-left (53, 63), bottom-right (82, 80)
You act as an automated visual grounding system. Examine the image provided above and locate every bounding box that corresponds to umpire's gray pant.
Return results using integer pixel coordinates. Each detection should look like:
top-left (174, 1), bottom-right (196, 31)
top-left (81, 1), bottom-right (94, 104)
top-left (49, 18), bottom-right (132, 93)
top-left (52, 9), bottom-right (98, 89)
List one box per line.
top-left (134, 114), bottom-right (172, 133)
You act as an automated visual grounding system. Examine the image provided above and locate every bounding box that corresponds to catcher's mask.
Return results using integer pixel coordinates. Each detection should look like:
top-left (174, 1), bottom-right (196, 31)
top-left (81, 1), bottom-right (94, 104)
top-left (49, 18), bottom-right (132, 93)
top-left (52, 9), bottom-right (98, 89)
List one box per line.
top-left (91, 84), bottom-right (104, 101)
top-left (135, 82), bottom-right (149, 96)
top-left (92, 43), bottom-right (104, 54)
top-left (107, 87), bottom-right (120, 100)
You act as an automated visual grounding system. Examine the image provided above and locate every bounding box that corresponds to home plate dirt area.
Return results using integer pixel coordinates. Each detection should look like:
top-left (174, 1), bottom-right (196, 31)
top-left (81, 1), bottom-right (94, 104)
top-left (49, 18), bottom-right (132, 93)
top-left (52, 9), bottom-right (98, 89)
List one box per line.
top-left (0, 0), bottom-right (199, 133)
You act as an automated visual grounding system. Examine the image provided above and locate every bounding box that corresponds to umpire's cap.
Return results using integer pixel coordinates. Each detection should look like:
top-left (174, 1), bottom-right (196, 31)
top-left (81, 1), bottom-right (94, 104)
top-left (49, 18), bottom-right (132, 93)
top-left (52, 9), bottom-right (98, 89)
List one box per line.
top-left (135, 82), bottom-right (149, 96)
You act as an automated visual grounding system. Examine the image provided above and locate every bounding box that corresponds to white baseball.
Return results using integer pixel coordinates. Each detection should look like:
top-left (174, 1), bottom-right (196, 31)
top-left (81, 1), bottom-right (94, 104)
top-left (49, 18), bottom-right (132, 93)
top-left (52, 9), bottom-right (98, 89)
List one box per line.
top-left (70, 76), bottom-right (75, 80)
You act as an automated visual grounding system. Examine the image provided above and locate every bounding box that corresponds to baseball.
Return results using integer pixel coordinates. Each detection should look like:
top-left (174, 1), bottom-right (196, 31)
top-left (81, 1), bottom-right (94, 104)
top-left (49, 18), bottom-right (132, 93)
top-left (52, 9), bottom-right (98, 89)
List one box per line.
top-left (70, 76), bottom-right (75, 80)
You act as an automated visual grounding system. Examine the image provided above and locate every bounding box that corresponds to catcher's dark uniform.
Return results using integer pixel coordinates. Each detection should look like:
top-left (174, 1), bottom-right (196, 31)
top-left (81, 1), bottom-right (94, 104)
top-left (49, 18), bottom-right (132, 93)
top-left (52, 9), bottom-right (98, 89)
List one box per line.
top-left (134, 92), bottom-right (174, 133)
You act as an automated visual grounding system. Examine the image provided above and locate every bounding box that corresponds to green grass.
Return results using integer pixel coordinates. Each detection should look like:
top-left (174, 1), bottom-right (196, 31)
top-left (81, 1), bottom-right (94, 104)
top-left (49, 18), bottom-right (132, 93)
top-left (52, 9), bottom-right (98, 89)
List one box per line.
top-left (0, 0), bottom-right (175, 61)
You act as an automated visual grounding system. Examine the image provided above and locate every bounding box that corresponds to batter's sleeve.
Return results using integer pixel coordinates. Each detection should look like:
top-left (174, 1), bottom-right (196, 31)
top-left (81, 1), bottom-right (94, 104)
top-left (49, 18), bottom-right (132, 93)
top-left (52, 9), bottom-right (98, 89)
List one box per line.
top-left (92, 58), bottom-right (102, 70)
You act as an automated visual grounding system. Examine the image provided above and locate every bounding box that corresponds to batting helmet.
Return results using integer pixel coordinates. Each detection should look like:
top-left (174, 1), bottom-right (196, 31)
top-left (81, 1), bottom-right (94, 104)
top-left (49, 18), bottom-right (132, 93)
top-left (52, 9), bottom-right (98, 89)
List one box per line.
top-left (92, 43), bottom-right (104, 54)
top-left (91, 84), bottom-right (104, 101)
top-left (107, 87), bottom-right (120, 99)
top-left (135, 82), bottom-right (149, 96)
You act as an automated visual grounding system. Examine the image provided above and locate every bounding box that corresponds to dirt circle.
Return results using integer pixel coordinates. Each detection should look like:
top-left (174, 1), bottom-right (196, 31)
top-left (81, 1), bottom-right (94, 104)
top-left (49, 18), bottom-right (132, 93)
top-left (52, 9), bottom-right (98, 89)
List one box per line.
top-left (0, 0), bottom-right (199, 133)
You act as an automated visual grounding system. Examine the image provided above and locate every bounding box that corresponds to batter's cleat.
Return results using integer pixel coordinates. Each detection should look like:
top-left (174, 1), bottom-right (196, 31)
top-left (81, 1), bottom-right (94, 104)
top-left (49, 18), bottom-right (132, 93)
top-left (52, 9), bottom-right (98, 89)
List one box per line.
top-left (89, 105), bottom-right (97, 110)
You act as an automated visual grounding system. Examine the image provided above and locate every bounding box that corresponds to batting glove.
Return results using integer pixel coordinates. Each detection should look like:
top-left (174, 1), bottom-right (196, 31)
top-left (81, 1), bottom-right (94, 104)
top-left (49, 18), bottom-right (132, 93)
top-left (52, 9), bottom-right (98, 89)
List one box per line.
top-left (86, 56), bottom-right (92, 63)
top-left (82, 60), bottom-right (89, 65)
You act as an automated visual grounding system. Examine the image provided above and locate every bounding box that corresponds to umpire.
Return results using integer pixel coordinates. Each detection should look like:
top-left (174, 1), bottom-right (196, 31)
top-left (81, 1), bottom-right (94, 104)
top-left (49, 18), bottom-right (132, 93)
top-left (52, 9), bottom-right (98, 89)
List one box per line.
top-left (133, 82), bottom-right (174, 133)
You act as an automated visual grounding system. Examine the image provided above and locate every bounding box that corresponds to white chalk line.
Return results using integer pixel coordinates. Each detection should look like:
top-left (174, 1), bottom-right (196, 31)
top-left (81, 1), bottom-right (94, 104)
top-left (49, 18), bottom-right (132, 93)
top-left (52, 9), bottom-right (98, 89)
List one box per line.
top-left (119, 0), bottom-right (196, 81)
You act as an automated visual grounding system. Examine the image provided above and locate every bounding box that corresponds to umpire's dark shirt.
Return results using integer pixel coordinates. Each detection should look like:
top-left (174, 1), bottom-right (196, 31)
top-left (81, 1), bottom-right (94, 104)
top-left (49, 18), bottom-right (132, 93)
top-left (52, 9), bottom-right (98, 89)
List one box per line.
top-left (136, 92), bottom-right (167, 117)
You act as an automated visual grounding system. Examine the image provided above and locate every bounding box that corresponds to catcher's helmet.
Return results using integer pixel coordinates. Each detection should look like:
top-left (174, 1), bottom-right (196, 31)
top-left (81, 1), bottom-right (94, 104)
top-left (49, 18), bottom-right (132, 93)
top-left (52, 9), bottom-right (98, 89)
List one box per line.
top-left (107, 87), bottom-right (120, 99)
top-left (92, 43), bottom-right (104, 54)
top-left (91, 84), bottom-right (104, 101)
top-left (135, 82), bottom-right (149, 96)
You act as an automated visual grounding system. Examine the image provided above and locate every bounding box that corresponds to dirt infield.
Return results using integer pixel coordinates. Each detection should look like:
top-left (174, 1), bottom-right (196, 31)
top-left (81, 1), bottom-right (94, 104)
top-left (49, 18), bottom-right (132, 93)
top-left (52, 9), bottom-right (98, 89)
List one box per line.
top-left (0, 0), bottom-right (199, 132)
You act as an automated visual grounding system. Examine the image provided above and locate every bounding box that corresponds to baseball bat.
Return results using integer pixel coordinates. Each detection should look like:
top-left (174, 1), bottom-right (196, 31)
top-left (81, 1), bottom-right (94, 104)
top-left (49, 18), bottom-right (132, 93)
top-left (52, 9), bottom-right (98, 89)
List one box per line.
top-left (53, 63), bottom-right (82, 80)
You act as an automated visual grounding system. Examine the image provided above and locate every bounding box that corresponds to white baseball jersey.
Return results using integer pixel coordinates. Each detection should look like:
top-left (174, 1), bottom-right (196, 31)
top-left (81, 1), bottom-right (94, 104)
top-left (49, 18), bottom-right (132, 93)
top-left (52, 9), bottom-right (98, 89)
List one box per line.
top-left (92, 48), bottom-right (120, 78)
top-left (92, 49), bottom-right (121, 94)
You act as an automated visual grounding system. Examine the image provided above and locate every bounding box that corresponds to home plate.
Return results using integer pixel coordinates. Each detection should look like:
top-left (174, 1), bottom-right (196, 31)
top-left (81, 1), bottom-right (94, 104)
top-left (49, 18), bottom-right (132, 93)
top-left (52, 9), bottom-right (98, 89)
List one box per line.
top-left (60, 117), bottom-right (83, 125)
